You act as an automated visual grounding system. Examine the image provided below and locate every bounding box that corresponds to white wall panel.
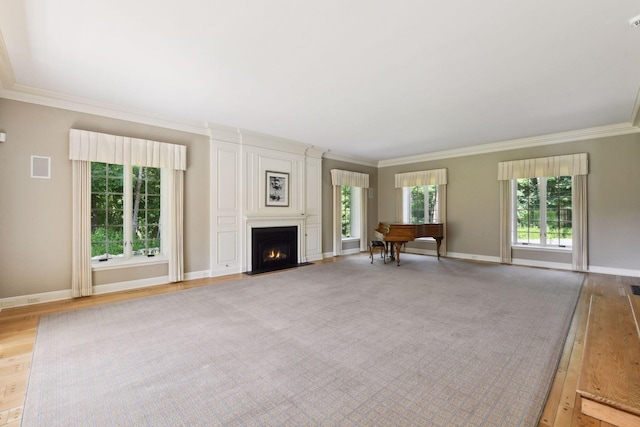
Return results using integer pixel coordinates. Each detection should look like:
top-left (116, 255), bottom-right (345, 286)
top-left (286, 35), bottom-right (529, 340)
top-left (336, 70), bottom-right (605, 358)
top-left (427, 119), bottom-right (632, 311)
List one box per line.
top-left (217, 231), bottom-right (238, 263)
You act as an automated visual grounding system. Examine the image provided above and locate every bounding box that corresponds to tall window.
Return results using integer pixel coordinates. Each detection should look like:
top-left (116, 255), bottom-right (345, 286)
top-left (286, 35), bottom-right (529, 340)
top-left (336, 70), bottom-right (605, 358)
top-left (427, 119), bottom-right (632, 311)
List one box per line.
top-left (91, 162), bottom-right (162, 260)
top-left (402, 185), bottom-right (439, 224)
top-left (514, 176), bottom-right (572, 247)
top-left (340, 185), bottom-right (361, 239)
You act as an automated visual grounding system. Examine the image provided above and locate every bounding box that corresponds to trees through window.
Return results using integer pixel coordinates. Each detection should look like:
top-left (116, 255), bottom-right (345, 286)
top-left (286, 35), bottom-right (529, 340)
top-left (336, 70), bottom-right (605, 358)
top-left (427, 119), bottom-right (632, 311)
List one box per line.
top-left (514, 176), bottom-right (572, 247)
top-left (340, 185), bottom-right (361, 239)
top-left (402, 185), bottom-right (439, 224)
top-left (91, 162), bottom-right (162, 260)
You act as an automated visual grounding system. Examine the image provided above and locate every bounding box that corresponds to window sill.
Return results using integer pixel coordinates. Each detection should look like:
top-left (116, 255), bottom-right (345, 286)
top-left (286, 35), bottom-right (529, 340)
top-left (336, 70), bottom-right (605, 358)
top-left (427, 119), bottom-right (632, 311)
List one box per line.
top-left (92, 256), bottom-right (169, 271)
top-left (512, 245), bottom-right (571, 253)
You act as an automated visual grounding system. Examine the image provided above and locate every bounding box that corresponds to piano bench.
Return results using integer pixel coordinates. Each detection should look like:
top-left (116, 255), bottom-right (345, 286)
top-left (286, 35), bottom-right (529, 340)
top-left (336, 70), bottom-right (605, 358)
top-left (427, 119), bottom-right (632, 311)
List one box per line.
top-left (369, 240), bottom-right (386, 264)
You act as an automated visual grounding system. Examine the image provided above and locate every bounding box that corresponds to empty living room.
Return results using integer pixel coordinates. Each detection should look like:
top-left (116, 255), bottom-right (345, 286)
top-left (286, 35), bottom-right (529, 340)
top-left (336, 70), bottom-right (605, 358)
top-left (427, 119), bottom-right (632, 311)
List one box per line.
top-left (1, 1), bottom-right (639, 426)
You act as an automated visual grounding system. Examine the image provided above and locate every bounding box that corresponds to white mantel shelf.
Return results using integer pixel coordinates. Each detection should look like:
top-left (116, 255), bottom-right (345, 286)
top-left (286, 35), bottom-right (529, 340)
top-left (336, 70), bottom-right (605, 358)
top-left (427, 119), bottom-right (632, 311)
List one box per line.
top-left (245, 214), bottom-right (307, 221)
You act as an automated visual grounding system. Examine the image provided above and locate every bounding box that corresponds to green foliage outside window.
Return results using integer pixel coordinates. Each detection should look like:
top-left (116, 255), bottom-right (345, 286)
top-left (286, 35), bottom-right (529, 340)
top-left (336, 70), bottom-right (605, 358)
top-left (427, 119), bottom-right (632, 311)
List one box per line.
top-left (516, 176), bottom-right (572, 246)
top-left (409, 185), bottom-right (437, 223)
top-left (91, 162), bottom-right (161, 259)
top-left (341, 185), bottom-right (351, 237)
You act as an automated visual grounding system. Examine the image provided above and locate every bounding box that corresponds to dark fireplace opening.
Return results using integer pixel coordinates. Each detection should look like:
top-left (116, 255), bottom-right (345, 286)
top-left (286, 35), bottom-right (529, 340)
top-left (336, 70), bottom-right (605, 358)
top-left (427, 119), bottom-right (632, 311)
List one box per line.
top-left (251, 226), bottom-right (299, 274)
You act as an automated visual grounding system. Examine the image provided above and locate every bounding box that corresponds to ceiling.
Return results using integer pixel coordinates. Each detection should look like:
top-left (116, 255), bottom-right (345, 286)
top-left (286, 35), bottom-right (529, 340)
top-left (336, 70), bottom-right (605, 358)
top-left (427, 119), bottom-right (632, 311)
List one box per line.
top-left (1, 0), bottom-right (640, 162)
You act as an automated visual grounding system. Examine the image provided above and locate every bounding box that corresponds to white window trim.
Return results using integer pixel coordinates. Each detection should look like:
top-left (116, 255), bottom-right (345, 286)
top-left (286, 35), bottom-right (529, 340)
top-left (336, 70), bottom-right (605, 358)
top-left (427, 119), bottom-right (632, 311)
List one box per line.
top-left (402, 185), bottom-right (439, 224)
top-left (91, 164), bottom-right (166, 268)
top-left (340, 185), bottom-right (362, 241)
top-left (510, 178), bottom-right (572, 249)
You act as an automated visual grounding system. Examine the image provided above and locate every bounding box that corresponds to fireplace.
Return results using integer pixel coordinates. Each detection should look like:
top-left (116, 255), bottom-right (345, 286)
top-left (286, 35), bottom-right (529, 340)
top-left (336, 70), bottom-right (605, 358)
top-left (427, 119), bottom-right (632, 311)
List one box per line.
top-left (251, 226), bottom-right (298, 274)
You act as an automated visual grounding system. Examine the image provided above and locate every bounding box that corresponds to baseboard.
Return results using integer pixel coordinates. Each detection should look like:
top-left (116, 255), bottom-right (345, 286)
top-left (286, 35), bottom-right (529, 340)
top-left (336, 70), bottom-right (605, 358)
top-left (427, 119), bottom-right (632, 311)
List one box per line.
top-left (443, 251), bottom-right (502, 264)
top-left (588, 265), bottom-right (640, 278)
top-left (0, 289), bottom-right (72, 310)
top-left (322, 249), bottom-right (364, 258)
top-left (0, 270), bottom-right (212, 311)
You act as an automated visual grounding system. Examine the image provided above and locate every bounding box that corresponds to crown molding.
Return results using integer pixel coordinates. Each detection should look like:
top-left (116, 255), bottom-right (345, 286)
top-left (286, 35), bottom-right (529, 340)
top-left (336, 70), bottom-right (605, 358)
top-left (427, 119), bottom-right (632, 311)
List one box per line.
top-left (378, 123), bottom-right (640, 167)
top-left (1, 82), bottom-right (212, 137)
top-left (323, 151), bottom-right (378, 168)
top-left (2, 44), bottom-right (638, 166)
top-left (207, 122), bottom-right (242, 144)
top-left (239, 129), bottom-right (315, 155)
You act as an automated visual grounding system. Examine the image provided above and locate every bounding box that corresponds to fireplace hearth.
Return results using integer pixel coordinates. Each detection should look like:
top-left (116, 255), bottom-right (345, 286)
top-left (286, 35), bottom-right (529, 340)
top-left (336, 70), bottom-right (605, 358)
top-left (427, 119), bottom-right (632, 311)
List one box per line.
top-left (250, 226), bottom-right (305, 274)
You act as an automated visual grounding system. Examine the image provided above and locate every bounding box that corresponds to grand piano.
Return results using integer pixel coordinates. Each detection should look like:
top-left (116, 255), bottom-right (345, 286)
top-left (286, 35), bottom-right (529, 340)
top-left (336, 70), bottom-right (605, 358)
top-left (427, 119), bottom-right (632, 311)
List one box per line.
top-left (374, 222), bottom-right (444, 266)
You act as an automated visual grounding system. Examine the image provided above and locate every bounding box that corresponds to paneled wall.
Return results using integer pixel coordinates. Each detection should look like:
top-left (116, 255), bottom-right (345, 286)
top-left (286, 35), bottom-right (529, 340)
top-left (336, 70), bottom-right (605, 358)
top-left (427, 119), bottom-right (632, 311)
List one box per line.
top-left (210, 133), bottom-right (323, 276)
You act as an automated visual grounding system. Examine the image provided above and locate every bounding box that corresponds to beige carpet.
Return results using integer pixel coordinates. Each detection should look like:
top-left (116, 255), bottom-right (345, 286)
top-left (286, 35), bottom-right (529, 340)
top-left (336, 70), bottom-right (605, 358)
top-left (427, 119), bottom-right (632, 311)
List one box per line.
top-left (22, 255), bottom-right (583, 426)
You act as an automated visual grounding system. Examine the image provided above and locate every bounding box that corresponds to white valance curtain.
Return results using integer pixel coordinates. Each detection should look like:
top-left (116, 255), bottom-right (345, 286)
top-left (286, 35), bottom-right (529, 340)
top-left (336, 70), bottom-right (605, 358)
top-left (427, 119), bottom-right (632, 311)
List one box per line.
top-left (69, 129), bottom-right (186, 170)
top-left (497, 153), bottom-right (587, 180)
top-left (331, 169), bottom-right (370, 188)
top-left (498, 153), bottom-right (588, 270)
top-left (70, 129), bottom-right (187, 297)
top-left (331, 169), bottom-right (369, 255)
top-left (394, 168), bottom-right (448, 255)
top-left (394, 168), bottom-right (447, 187)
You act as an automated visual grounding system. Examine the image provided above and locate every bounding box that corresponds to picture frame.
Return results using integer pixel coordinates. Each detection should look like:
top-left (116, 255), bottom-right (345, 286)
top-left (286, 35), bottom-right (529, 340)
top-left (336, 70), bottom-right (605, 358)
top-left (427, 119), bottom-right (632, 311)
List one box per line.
top-left (265, 171), bottom-right (289, 207)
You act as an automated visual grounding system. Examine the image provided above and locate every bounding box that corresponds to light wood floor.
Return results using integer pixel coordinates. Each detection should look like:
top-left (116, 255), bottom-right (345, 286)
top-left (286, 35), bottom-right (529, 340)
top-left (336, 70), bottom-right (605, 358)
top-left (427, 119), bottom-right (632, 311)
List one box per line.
top-left (0, 255), bottom-right (636, 427)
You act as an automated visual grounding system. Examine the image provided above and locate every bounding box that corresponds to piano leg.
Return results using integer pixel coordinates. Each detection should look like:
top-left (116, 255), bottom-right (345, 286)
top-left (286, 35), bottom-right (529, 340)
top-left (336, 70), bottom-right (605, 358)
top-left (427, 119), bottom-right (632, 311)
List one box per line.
top-left (435, 237), bottom-right (443, 260)
top-left (393, 242), bottom-right (406, 266)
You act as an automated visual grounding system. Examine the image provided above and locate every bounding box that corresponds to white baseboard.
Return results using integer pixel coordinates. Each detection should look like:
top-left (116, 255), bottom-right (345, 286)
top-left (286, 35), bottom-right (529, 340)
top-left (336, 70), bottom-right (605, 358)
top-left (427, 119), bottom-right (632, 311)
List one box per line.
top-left (0, 289), bottom-right (72, 310)
top-left (441, 251), bottom-right (502, 264)
top-left (209, 266), bottom-right (243, 277)
top-left (322, 250), bottom-right (364, 258)
top-left (588, 265), bottom-right (640, 278)
top-left (306, 254), bottom-right (324, 262)
top-left (2, 262), bottom-right (638, 312)
top-left (0, 270), bottom-right (212, 311)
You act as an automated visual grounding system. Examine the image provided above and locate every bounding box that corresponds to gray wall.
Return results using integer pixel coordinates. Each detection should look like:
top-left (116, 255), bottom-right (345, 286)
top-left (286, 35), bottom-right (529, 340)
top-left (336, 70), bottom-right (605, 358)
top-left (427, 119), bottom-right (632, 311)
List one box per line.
top-left (378, 134), bottom-right (640, 270)
top-left (322, 158), bottom-right (378, 254)
top-left (0, 99), bottom-right (210, 298)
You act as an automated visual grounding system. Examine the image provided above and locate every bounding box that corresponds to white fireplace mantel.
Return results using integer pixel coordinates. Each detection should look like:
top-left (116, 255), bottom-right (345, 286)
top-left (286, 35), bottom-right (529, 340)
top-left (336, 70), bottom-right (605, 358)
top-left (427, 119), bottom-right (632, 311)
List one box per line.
top-left (210, 137), bottom-right (322, 277)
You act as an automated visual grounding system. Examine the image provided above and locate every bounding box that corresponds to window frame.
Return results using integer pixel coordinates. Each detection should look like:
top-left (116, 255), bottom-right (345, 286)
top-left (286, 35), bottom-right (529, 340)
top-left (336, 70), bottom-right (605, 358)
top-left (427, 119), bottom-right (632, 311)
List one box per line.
top-left (91, 162), bottom-right (167, 269)
top-left (340, 185), bottom-right (361, 241)
top-left (511, 176), bottom-right (572, 250)
top-left (402, 185), bottom-right (439, 224)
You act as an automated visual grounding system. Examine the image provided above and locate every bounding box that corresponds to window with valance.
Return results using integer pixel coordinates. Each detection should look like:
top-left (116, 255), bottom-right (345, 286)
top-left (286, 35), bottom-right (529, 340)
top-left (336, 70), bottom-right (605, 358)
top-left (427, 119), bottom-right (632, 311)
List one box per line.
top-left (498, 153), bottom-right (588, 271)
top-left (69, 129), bottom-right (187, 297)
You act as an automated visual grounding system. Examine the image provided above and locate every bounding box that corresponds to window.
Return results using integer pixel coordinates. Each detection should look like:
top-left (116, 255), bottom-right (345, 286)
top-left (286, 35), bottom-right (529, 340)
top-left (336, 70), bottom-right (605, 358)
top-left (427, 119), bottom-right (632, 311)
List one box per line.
top-left (402, 185), bottom-right (439, 224)
top-left (340, 185), bottom-right (361, 239)
top-left (91, 162), bottom-right (162, 261)
top-left (514, 176), bottom-right (572, 247)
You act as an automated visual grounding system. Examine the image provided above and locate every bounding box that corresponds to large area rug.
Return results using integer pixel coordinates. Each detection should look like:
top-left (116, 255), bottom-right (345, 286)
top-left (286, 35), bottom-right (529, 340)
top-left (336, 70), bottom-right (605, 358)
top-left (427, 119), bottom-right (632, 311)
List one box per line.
top-left (22, 256), bottom-right (583, 426)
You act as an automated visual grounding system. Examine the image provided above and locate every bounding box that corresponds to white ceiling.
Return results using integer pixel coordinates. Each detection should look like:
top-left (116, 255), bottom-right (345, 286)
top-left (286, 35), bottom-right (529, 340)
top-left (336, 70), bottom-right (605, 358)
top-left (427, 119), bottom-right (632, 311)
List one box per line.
top-left (1, 0), bottom-right (640, 162)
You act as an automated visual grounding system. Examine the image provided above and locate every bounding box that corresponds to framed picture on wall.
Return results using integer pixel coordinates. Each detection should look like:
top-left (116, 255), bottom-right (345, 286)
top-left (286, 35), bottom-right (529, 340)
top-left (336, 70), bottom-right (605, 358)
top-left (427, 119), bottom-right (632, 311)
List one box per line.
top-left (266, 171), bottom-right (289, 207)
